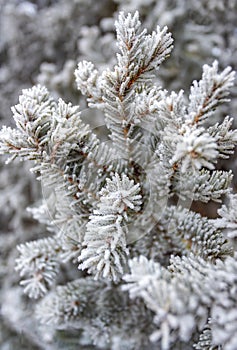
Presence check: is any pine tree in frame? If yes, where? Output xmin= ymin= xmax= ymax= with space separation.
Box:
xmin=1 ymin=11 xmax=237 ymax=350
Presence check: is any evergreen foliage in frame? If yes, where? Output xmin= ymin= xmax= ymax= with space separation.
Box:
xmin=1 ymin=10 xmax=237 ymax=350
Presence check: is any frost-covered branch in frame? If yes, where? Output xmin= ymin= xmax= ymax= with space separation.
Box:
xmin=79 ymin=173 xmax=142 ymax=281
xmin=187 ymin=61 xmax=235 ymax=125
xmin=123 ymin=254 xmax=237 ymax=350
xmin=0 ymin=10 xmax=236 ymax=350
xmin=15 ymin=237 xmax=62 ymax=298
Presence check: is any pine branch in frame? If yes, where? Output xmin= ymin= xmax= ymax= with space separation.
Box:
xmin=123 ymin=255 xmax=207 ymax=350
xmin=74 ymin=60 xmax=103 ymax=108
xmin=15 ymin=237 xmax=62 ymax=299
xmin=173 ymin=169 xmax=233 ymax=203
xmin=169 ymin=255 xmax=237 ymax=349
xmin=0 ymin=85 xmax=54 ymax=162
xmin=124 ymin=254 xmax=237 ymax=350
xmin=35 ymin=278 xmax=102 ymax=326
xmin=0 ymin=10 xmax=236 ymax=350
xmin=101 ymin=12 xmax=173 ymax=157
xmin=162 ymin=206 xmax=231 ymax=260
xmin=170 ymin=126 xmax=218 ymax=172
xmin=187 ymin=61 xmax=235 ymax=125
xmin=208 ymin=116 xmax=237 ymax=159
xmin=215 ymin=193 xmax=237 ymax=240
xmin=78 ymin=173 xmax=142 ymax=281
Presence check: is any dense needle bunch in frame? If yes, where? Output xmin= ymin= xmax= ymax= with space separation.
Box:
xmin=1 ymin=11 xmax=237 ymax=350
